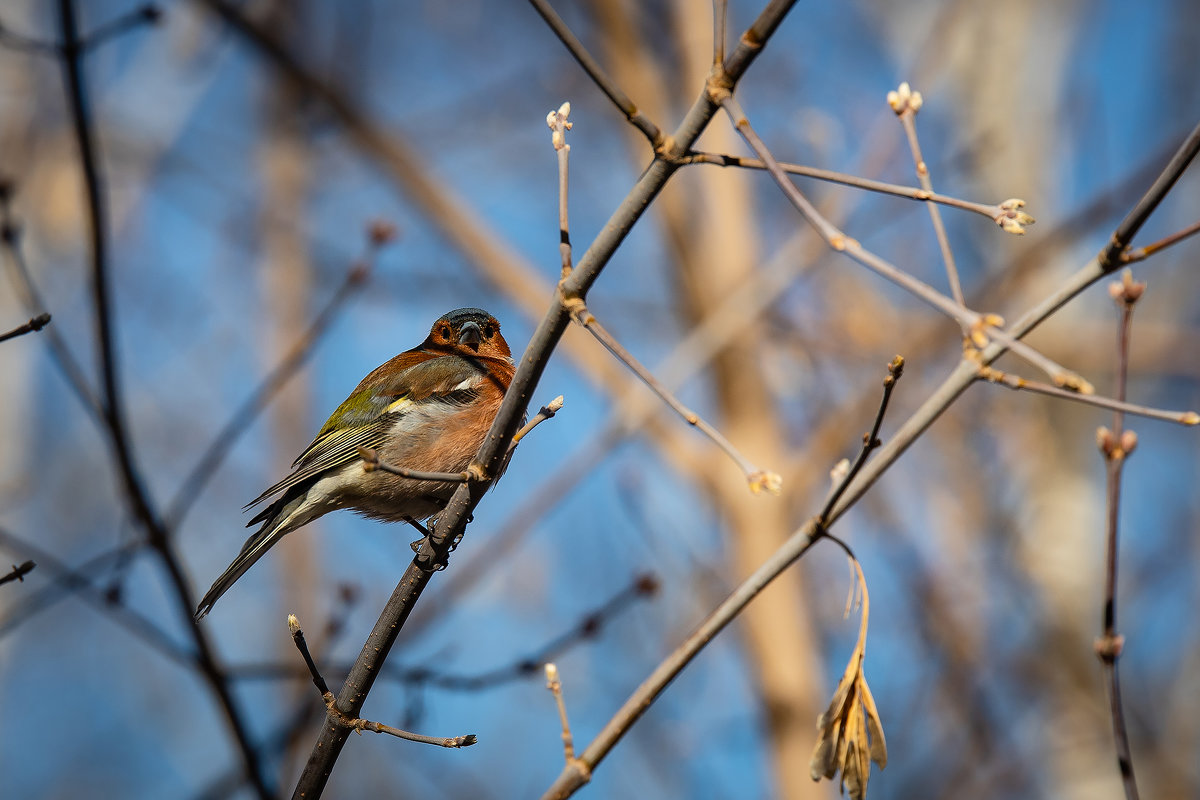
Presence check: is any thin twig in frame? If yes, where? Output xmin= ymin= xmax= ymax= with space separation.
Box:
xmin=891 ymin=83 xmax=966 ymax=315
xmin=1121 ymin=218 xmax=1200 ymax=264
xmin=289 ymin=614 xmax=330 ymax=694
xmin=194 ymin=593 xmax=363 ymax=800
xmin=712 ymin=0 xmax=726 ymax=67
xmin=526 ymin=0 xmax=664 ymax=150
xmin=545 ymin=663 xmax=584 ymax=771
xmin=718 ymin=91 xmax=1091 ymax=393
xmin=0 ymin=312 xmax=51 ymax=343
xmin=681 ymin=151 xmax=1034 ymax=230
xmin=0 ymin=561 xmax=35 ymax=586
xmin=510 ymin=395 xmax=565 ymax=450
xmin=230 ymin=572 xmax=659 ymax=690
xmin=287 ymin=615 xmax=477 ymax=749
xmin=0 ymin=528 xmax=191 ymax=665
xmin=1 ymin=192 xmax=105 ymax=421
xmin=548 ymin=102 xmax=574 ymax=279
xmin=818 ymin=356 xmax=904 ymax=526
xmin=1093 ymin=271 xmax=1143 ymax=800
xmin=979 ymin=365 xmax=1198 ymax=426
xmin=564 ymin=297 xmax=781 ymax=494
xmin=357 ymin=447 xmax=471 ymax=483
xmin=0 ymin=541 xmax=141 ymax=639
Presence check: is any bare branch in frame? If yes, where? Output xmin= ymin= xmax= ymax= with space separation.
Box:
xmin=510 ymin=395 xmax=565 ymax=450
xmin=548 ymin=101 xmax=574 ymax=279
xmin=357 ymin=447 xmax=471 ymax=483
xmin=712 ymin=0 xmax=727 ymax=67
xmin=1100 ymin=119 xmax=1200 ymax=270
xmin=545 ymin=663 xmax=586 ymax=775
xmin=1121 ymin=218 xmax=1200 ymax=264
xmin=0 ymin=560 xmax=35 ymax=586
xmin=1093 ymin=270 xmax=1144 ymax=800
xmin=817 ymin=356 xmax=904 ymax=526
xmin=681 ymin=150 xmax=1033 ymax=229
xmin=527 ymin=0 xmax=664 ymax=149
xmin=890 ymin=82 xmax=966 ymax=315
xmin=0 ymin=312 xmax=50 ymax=344
xmin=565 ymin=298 xmax=780 ymax=493
xmin=287 ymin=615 xmax=476 ymax=749
xmin=1 ymin=189 xmax=104 ymax=421
xmin=979 ymin=365 xmax=1198 ymax=426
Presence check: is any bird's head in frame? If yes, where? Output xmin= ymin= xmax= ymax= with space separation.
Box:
xmin=427 ymin=308 xmax=511 ymax=359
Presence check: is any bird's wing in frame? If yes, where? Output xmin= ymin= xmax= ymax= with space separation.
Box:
xmin=244 ymin=354 xmax=485 ymax=511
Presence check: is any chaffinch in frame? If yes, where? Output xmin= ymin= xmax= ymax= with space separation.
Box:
xmin=195 ymin=307 xmax=515 ymax=619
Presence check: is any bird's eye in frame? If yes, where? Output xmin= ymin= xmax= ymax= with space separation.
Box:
xmin=439 ymin=324 xmax=451 ymax=339
xmin=482 ymin=324 xmax=495 ymax=338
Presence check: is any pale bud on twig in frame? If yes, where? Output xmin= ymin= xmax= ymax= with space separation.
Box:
xmin=996 ymin=198 xmax=1036 ymax=235
xmin=748 ymin=470 xmax=783 ymax=495
xmin=547 ymin=102 xmax=572 ymax=150
xmin=830 ymin=458 xmax=851 ymax=486
xmin=287 ymin=614 xmax=301 ymax=635
xmin=1119 ymin=430 xmax=1138 ymax=457
xmin=886 ymin=81 xmax=923 ymax=114
xmin=1109 ymin=268 xmax=1146 ymax=305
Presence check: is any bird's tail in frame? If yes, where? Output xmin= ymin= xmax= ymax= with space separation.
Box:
xmin=194 ymin=491 xmax=308 ymax=620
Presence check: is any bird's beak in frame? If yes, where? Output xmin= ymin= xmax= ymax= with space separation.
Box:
xmin=458 ymin=321 xmax=482 ymax=350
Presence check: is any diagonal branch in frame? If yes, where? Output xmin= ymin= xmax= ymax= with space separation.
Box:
xmin=1120 ymin=218 xmax=1200 ymax=264
xmin=891 ymin=82 xmax=966 ymax=314
xmin=527 ymin=0 xmax=663 ymax=150
xmin=56 ymin=2 xmax=272 ymax=795
xmin=1099 ymin=119 xmax=1200 ymax=270
xmin=681 ymin=150 xmax=1033 ymax=230
xmin=0 ymin=312 xmax=50 ymax=344
xmin=566 ymin=297 xmax=779 ymax=493
xmin=0 ymin=560 xmax=36 ymax=586
xmin=290 ymin=2 xmax=800 ymax=795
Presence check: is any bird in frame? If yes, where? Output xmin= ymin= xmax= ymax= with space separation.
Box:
xmin=195 ymin=307 xmax=515 ymax=619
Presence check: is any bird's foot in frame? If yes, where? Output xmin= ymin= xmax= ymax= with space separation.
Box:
xmin=446 ymin=513 xmax=472 ymax=552
xmin=407 ymin=517 xmax=449 ymax=571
